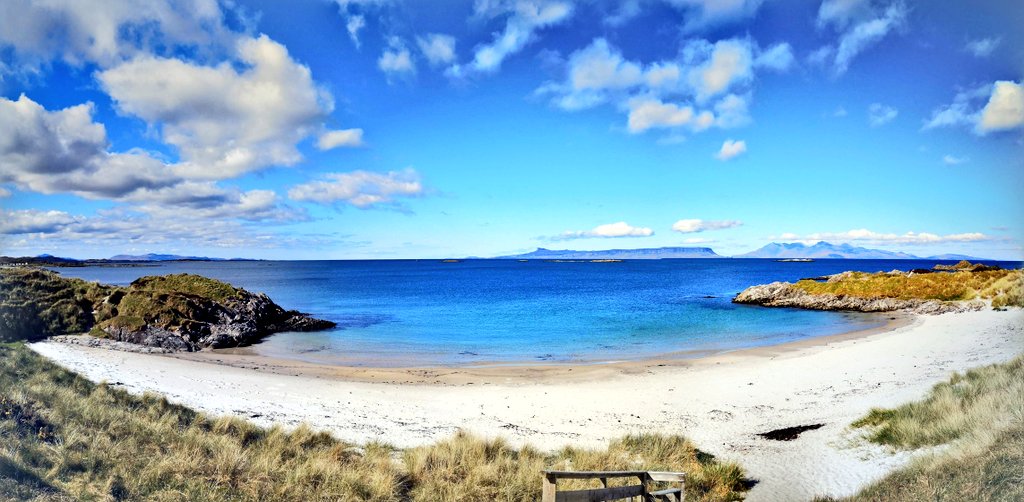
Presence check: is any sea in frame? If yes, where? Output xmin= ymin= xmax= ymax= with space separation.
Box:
xmin=50 ymin=258 xmax=1021 ymax=367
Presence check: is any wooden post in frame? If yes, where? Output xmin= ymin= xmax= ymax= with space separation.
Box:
xmin=541 ymin=473 xmax=556 ymax=502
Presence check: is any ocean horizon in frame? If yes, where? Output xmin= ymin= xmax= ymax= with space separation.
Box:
xmin=48 ymin=258 xmax=1022 ymax=367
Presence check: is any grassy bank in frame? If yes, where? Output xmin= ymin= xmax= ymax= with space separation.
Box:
xmin=792 ymin=266 xmax=1023 ymax=308
xmin=0 ymin=343 xmax=748 ymax=501
xmin=832 ymin=355 xmax=1024 ymax=501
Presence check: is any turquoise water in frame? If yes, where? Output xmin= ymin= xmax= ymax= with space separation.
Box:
xmin=50 ymin=259 xmax=1017 ymax=367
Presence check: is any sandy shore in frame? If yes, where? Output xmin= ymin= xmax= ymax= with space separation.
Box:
xmin=30 ymin=309 xmax=1024 ymax=501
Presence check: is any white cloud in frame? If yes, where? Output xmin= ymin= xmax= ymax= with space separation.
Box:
xmin=0 ymin=94 xmax=178 ymax=199
xmin=317 ymin=128 xmax=365 ymax=150
xmin=788 ymin=228 xmax=990 ymax=245
xmin=925 ymin=81 xmax=1024 ymax=135
xmin=688 ymin=39 xmax=754 ymax=102
xmin=833 ymin=105 xmax=848 ymax=117
xmin=867 ymin=103 xmax=897 ymax=126
xmin=0 ymin=0 xmax=232 ymax=72
xmin=288 ymin=168 xmax=424 ymax=209
xmin=552 ymin=221 xmax=654 ymax=240
xmin=0 ymin=94 xmax=304 ymax=223
xmin=627 ymin=97 xmax=695 ymax=133
xmin=816 ymin=0 xmax=871 ymax=29
xmin=942 ymin=155 xmax=968 ymax=165
xmin=378 ymin=38 xmax=416 ymax=77
xmin=964 ymin=37 xmax=1001 ymax=58
xmin=98 ymin=35 xmax=334 ymax=180
xmin=455 ymin=0 xmax=573 ymax=75
xmin=672 ymin=219 xmax=743 ymax=233
xmin=538 ymin=37 xmax=781 ymax=135
xmin=0 ymin=209 xmax=77 ymax=234
xmin=754 ymin=43 xmax=795 ymax=72
xmin=978 ymin=81 xmax=1024 ymax=133
xmin=417 ymin=33 xmax=457 ymax=66
xmin=715 ymin=139 xmax=747 ymax=160
xmin=666 ymin=0 xmax=765 ymax=31
xmin=346 ymin=15 xmax=366 ymax=48
xmin=0 ymin=187 xmax=10 ymax=198
xmin=816 ymin=0 xmax=906 ymax=75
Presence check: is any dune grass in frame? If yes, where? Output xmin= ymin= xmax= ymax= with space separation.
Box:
xmin=829 ymin=355 xmax=1024 ymax=501
xmin=793 ymin=268 xmax=1024 ymax=307
xmin=0 ymin=343 xmax=749 ymax=501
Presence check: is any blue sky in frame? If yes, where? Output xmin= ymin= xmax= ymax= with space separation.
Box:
xmin=0 ymin=0 xmax=1022 ymax=259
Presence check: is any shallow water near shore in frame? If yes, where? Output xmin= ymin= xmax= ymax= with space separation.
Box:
xmin=50 ymin=258 xmax=1019 ymax=367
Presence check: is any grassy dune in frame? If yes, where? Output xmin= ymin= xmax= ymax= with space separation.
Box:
xmin=793 ymin=266 xmax=1024 ymax=307
xmin=0 ymin=344 xmax=749 ymax=501
xmin=831 ymin=356 xmax=1024 ymax=501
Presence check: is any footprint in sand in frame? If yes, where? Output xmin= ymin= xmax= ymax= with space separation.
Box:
xmin=708 ymin=409 xmax=734 ymax=421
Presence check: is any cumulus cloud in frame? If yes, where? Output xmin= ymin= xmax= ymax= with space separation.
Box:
xmin=450 ymin=0 xmax=573 ymax=76
xmin=551 ymin=221 xmax=654 ymax=240
xmin=538 ymin=37 xmax=787 ymax=135
xmin=924 ymin=81 xmax=1024 ymax=135
xmin=714 ymin=139 xmax=747 ymax=160
xmin=964 ymin=37 xmax=1000 ymax=58
xmin=867 ymin=103 xmax=897 ymax=126
xmin=288 ymin=168 xmax=425 ymax=209
xmin=378 ymin=38 xmax=416 ymax=77
xmin=942 ymin=154 xmax=967 ymax=165
xmin=672 ymin=219 xmax=742 ymax=233
xmin=815 ymin=0 xmax=906 ymax=75
xmin=0 ymin=94 xmax=305 ymax=224
xmin=978 ymin=81 xmax=1024 ymax=133
xmin=0 ymin=94 xmax=179 ymax=199
xmin=317 ymin=128 xmax=365 ymax=150
xmin=0 ymin=209 xmax=78 ymax=234
xmin=784 ymin=228 xmax=990 ymax=245
xmin=98 ymin=35 xmax=334 ymax=180
xmin=0 ymin=0 xmax=233 ymax=72
xmin=417 ymin=33 xmax=457 ymax=66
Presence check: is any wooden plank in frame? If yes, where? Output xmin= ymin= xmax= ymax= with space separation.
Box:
xmin=554 ymin=485 xmax=646 ymax=502
xmin=647 ymin=471 xmax=686 ymax=482
xmin=648 ymin=488 xmax=682 ymax=496
xmin=544 ymin=470 xmax=649 ymax=479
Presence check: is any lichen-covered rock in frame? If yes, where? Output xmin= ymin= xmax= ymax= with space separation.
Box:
xmin=733 ymin=281 xmax=986 ymax=314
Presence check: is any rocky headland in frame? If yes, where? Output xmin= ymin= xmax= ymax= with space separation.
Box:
xmin=733 ymin=261 xmax=1021 ymax=314
xmin=0 ymin=268 xmax=335 ymax=350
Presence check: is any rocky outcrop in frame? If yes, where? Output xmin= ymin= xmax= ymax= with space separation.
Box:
xmin=733 ymin=281 xmax=987 ymax=314
xmin=1 ymin=268 xmax=335 ymax=350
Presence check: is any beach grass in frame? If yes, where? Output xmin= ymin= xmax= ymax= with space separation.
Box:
xmin=792 ymin=268 xmax=1024 ymax=306
xmin=827 ymin=355 xmax=1024 ymax=501
xmin=0 ymin=343 xmax=749 ymax=501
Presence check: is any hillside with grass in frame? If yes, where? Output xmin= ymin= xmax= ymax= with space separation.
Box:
xmin=734 ymin=261 xmax=1023 ymax=313
xmin=0 ymin=268 xmax=334 ymax=350
xmin=0 ymin=343 xmax=749 ymax=501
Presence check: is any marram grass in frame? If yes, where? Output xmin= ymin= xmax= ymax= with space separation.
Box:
xmin=0 ymin=344 xmax=748 ymax=501
xmin=793 ymin=268 xmax=1024 ymax=307
xmin=821 ymin=355 xmax=1024 ymax=502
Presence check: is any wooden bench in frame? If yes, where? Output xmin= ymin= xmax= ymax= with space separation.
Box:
xmin=541 ymin=470 xmax=685 ymax=502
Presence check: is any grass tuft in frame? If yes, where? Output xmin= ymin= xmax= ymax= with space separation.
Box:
xmin=793 ymin=268 xmax=1024 ymax=306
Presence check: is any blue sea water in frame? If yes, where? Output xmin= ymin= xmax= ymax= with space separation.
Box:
xmin=50 ymin=259 xmax=1021 ymax=367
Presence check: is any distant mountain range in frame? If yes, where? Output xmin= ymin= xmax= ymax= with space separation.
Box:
xmin=497 ymin=247 xmax=721 ymax=260
xmin=735 ymin=241 xmax=986 ymax=260
xmin=494 ymin=242 xmax=989 ymax=261
xmin=108 ymin=253 xmax=228 ymax=262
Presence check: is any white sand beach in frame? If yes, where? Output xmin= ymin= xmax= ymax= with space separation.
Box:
xmin=30 ymin=309 xmax=1023 ymax=501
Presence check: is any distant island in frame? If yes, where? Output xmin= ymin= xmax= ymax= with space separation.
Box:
xmin=492 ymin=242 xmax=990 ymax=261
xmin=735 ymin=241 xmax=987 ymax=260
xmin=0 ymin=253 xmax=256 ymax=267
xmin=496 ymin=247 xmax=721 ymax=260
